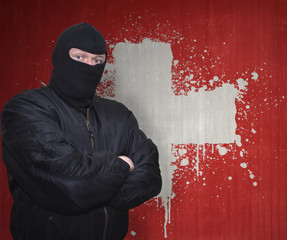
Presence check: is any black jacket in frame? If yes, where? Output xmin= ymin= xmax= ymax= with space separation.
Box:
xmin=1 ymin=86 xmax=162 ymax=240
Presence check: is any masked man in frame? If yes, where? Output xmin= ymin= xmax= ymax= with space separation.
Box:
xmin=1 ymin=23 xmax=162 ymax=240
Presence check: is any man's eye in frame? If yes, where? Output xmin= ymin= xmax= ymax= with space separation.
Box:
xmin=75 ymin=55 xmax=83 ymax=60
xmin=94 ymin=59 xmax=103 ymax=64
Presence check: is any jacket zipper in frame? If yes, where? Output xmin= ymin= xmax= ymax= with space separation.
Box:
xmin=82 ymin=108 xmax=94 ymax=149
xmin=103 ymin=207 xmax=108 ymax=240
xmin=82 ymin=108 xmax=108 ymax=240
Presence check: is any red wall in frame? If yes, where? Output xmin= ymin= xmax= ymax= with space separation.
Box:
xmin=1 ymin=0 xmax=286 ymax=239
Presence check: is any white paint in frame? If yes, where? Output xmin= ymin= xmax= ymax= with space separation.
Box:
xmin=251 ymin=71 xmax=258 ymax=80
xmin=237 ymin=78 xmax=248 ymax=91
xmin=111 ymin=39 xmax=239 ymax=238
xmin=195 ymin=145 xmax=200 ymax=176
xmin=235 ymin=135 xmax=242 ymax=147
xmin=248 ymin=170 xmax=255 ymax=179
xmin=184 ymin=83 xmax=237 ymax=144
xmin=218 ymin=146 xmax=228 ymax=155
xmin=180 ymin=159 xmax=189 ymax=166
xmin=228 ymin=176 xmax=232 ymax=180
xmin=253 ymin=182 xmax=258 ymax=186
xmin=178 ymin=148 xmax=187 ymax=155
xmin=131 ymin=231 xmax=136 ymax=236
xmin=240 ymin=162 xmax=248 ymax=169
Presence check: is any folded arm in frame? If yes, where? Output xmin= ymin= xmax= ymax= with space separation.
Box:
xmin=1 ymin=95 xmax=130 ymax=214
xmin=109 ymin=112 xmax=162 ymax=210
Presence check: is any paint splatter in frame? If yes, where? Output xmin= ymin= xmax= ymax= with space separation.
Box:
xmin=99 ymin=10 xmax=285 ymax=238
xmin=240 ymin=163 xmax=248 ymax=169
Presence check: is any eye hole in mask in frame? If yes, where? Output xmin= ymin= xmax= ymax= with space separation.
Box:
xmin=69 ymin=48 xmax=106 ymax=66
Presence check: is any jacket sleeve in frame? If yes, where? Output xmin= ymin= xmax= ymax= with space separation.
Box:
xmin=109 ymin=111 xmax=162 ymax=210
xmin=1 ymin=94 xmax=130 ymax=214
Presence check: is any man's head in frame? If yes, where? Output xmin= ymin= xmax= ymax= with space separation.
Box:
xmin=49 ymin=23 xmax=107 ymax=112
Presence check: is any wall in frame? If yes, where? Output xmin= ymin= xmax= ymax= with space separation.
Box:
xmin=0 ymin=0 xmax=286 ymax=239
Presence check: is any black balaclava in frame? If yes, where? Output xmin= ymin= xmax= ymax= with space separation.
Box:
xmin=49 ymin=23 xmax=107 ymax=113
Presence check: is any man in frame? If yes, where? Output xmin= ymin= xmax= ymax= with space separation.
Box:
xmin=1 ymin=23 xmax=162 ymax=240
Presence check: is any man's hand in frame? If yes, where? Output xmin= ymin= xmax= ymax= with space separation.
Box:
xmin=118 ymin=156 xmax=134 ymax=172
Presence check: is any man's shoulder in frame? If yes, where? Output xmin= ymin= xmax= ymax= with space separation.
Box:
xmin=93 ymin=96 xmax=132 ymax=120
xmin=6 ymin=86 xmax=50 ymax=99
xmin=3 ymin=86 xmax=55 ymax=110
xmin=93 ymin=96 xmax=130 ymax=112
